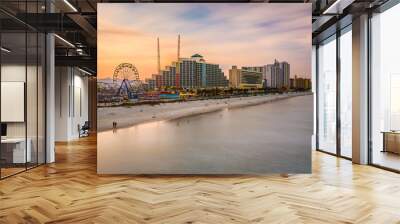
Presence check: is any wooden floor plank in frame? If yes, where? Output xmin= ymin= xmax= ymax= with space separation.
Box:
xmin=0 ymin=135 xmax=399 ymax=223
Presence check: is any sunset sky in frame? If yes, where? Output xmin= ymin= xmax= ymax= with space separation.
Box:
xmin=98 ymin=3 xmax=311 ymax=80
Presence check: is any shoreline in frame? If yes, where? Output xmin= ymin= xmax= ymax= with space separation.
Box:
xmin=98 ymin=92 xmax=312 ymax=132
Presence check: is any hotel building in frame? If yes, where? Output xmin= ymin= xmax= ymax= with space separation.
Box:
xmin=244 ymin=60 xmax=290 ymax=89
xmin=229 ymin=66 xmax=263 ymax=89
xmin=147 ymin=54 xmax=228 ymax=89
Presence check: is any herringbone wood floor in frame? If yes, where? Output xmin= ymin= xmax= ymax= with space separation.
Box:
xmin=1 ymin=135 xmax=400 ymax=224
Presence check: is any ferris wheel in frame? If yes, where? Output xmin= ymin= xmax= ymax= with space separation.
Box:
xmin=113 ymin=63 xmax=140 ymax=82
xmin=113 ymin=63 xmax=142 ymax=96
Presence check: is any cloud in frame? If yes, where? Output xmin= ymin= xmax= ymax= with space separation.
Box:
xmin=98 ymin=3 xmax=311 ymax=79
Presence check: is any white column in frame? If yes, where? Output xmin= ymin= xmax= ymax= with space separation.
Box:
xmin=352 ymin=14 xmax=369 ymax=164
xmin=46 ymin=33 xmax=55 ymax=163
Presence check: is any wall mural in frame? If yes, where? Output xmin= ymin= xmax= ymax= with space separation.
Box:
xmin=97 ymin=3 xmax=313 ymax=174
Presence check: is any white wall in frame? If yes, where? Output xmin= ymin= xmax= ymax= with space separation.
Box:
xmin=71 ymin=72 xmax=89 ymax=138
xmin=54 ymin=67 xmax=89 ymax=141
xmin=1 ymin=64 xmax=40 ymax=137
xmin=1 ymin=65 xmax=26 ymax=139
xmin=1 ymin=82 xmax=25 ymax=122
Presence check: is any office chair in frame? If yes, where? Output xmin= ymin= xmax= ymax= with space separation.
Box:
xmin=79 ymin=121 xmax=90 ymax=138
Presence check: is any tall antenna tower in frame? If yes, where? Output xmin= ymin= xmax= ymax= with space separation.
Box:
xmin=177 ymin=34 xmax=180 ymax=61
xmin=157 ymin=37 xmax=161 ymax=75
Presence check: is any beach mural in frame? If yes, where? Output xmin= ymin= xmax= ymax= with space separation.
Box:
xmin=97 ymin=3 xmax=313 ymax=174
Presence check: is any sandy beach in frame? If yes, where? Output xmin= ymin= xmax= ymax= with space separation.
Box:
xmin=97 ymin=92 xmax=312 ymax=132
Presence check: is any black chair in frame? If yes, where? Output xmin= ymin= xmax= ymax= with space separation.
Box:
xmin=79 ymin=121 xmax=90 ymax=138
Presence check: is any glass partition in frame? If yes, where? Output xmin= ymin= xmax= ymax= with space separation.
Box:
xmin=37 ymin=32 xmax=46 ymax=165
xmin=317 ymin=35 xmax=337 ymax=154
xmin=371 ymin=3 xmax=400 ymax=171
xmin=1 ymin=31 xmax=28 ymax=177
xmin=0 ymin=2 xmax=46 ymax=179
xmin=339 ymin=26 xmax=352 ymax=158
xmin=27 ymin=31 xmax=38 ymax=169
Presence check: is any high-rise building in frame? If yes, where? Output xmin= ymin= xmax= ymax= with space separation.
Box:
xmin=263 ymin=59 xmax=290 ymax=89
xmin=244 ymin=60 xmax=290 ymax=88
xmin=229 ymin=66 xmax=241 ymax=88
xmin=177 ymin=54 xmax=227 ymax=89
xmin=161 ymin=66 xmax=176 ymax=88
xmin=145 ymin=54 xmax=227 ymax=89
xmin=280 ymin=61 xmax=290 ymax=89
xmin=152 ymin=74 xmax=163 ymax=89
xmin=242 ymin=66 xmax=269 ymax=86
xmin=178 ymin=57 xmax=199 ymax=88
xmin=229 ymin=66 xmax=263 ymax=89
xmin=266 ymin=60 xmax=281 ymax=88
xmin=145 ymin=78 xmax=156 ymax=90
xmin=205 ymin=63 xmax=228 ymax=87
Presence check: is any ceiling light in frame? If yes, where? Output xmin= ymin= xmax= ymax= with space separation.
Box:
xmin=78 ymin=67 xmax=93 ymax=76
xmin=63 ymin=0 xmax=78 ymax=12
xmin=54 ymin=34 xmax=75 ymax=48
xmin=76 ymin=48 xmax=85 ymax=55
xmin=1 ymin=47 xmax=11 ymax=53
xmin=323 ymin=0 xmax=355 ymax=15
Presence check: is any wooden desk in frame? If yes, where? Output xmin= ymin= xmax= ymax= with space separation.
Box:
xmin=382 ymin=131 xmax=400 ymax=154
xmin=1 ymin=138 xmax=31 ymax=164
